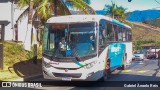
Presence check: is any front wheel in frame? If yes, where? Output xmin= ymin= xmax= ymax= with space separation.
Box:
xmin=99 ymin=59 xmax=110 ymax=81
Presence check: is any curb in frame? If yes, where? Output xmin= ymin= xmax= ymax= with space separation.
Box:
xmin=11 ymin=74 xmax=43 ymax=81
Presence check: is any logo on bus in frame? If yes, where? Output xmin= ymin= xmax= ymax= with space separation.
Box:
xmin=65 ymin=69 xmax=68 ymax=72
xmin=111 ymin=47 xmax=121 ymax=53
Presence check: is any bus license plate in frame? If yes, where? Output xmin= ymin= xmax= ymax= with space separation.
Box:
xmin=62 ymin=77 xmax=72 ymax=81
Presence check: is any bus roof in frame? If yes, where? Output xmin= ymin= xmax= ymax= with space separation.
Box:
xmin=47 ymin=15 xmax=131 ymax=29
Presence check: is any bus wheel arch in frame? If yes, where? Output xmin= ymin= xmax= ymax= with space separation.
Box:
xmin=99 ymin=58 xmax=110 ymax=81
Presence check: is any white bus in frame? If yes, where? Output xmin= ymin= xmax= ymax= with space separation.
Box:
xmin=42 ymin=15 xmax=132 ymax=81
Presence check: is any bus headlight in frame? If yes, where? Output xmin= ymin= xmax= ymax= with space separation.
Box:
xmin=44 ymin=61 xmax=52 ymax=68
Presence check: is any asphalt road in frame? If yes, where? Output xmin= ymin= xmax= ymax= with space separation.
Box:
xmin=20 ymin=59 xmax=160 ymax=90
xmin=32 ymin=59 xmax=160 ymax=81
xmin=1 ymin=59 xmax=160 ymax=90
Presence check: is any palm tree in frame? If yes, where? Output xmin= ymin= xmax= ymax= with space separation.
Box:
xmin=103 ymin=2 xmax=127 ymax=22
xmin=17 ymin=0 xmax=95 ymax=24
xmin=115 ymin=6 xmax=127 ymax=22
xmin=103 ymin=1 xmax=117 ymax=19
xmin=16 ymin=0 xmax=95 ymax=51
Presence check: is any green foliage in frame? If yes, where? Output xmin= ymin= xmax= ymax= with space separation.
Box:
xmin=103 ymin=1 xmax=127 ymax=21
xmin=16 ymin=0 xmax=95 ymax=24
xmin=3 ymin=41 xmax=42 ymax=67
xmin=136 ymin=40 xmax=155 ymax=45
xmin=134 ymin=40 xmax=155 ymax=50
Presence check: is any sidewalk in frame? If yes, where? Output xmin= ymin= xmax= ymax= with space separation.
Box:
xmin=0 ymin=59 xmax=43 ymax=81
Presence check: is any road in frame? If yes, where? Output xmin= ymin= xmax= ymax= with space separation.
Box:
xmin=21 ymin=59 xmax=160 ymax=90
xmin=33 ymin=59 xmax=160 ymax=81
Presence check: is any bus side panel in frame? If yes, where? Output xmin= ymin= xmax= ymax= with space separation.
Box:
xmin=123 ymin=42 xmax=132 ymax=65
xmin=108 ymin=43 xmax=125 ymax=70
xmin=97 ymin=46 xmax=109 ymax=80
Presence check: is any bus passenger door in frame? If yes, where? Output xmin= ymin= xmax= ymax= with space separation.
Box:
xmin=108 ymin=43 xmax=125 ymax=69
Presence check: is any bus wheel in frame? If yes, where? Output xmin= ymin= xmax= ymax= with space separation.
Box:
xmin=122 ymin=56 xmax=126 ymax=70
xmin=99 ymin=59 xmax=110 ymax=81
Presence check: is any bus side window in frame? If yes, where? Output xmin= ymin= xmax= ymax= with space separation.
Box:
xmin=99 ymin=19 xmax=107 ymax=50
xmin=118 ymin=27 xmax=122 ymax=41
xmin=128 ymin=29 xmax=132 ymax=41
xmin=122 ymin=28 xmax=126 ymax=41
xmin=99 ymin=24 xmax=105 ymax=47
xmin=106 ymin=23 xmax=113 ymax=41
xmin=126 ymin=29 xmax=129 ymax=41
xmin=114 ymin=25 xmax=118 ymax=41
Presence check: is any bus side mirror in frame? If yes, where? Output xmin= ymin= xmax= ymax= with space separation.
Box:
xmin=128 ymin=0 xmax=132 ymax=2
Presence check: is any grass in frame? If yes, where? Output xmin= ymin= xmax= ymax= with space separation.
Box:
xmin=3 ymin=41 xmax=42 ymax=67
xmin=130 ymin=22 xmax=160 ymax=50
xmin=0 ymin=41 xmax=42 ymax=81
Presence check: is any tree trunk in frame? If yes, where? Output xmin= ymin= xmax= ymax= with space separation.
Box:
xmin=54 ymin=0 xmax=57 ymax=16
xmin=24 ymin=0 xmax=34 ymax=51
xmin=28 ymin=0 xmax=33 ymax=24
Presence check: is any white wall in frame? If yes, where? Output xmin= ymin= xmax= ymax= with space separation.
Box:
xmin=17 ymin=15 xmax=28 ymax=42
xmin=14 ymin=6 xmax=29 ymax=42
xmin=0 ymin=1 xmax=14 ymax=40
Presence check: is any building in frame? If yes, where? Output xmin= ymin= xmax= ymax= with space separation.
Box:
xmin=0 ymin=0 xmax=95 ymax=50
xmin=0 ymin=0 xmax=14 ymax=41
xmin=0 ymin=0 xmax=38 ymax=50
xmin=140 ymin=43 xmax=156 ymax=50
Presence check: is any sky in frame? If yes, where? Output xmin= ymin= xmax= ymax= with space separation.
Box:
xmin=90 ymin=0 xmax=160 ymax=11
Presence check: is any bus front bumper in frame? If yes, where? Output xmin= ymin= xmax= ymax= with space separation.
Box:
xmin=42 ymin=66 xmax=97 ymax=81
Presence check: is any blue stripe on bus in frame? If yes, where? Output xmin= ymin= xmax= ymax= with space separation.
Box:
xmin=112 ymin=19 xmax=125 ymax=26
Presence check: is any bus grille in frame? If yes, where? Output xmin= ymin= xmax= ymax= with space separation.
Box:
xmin=53 ymin=73 xmax=82 ymax=78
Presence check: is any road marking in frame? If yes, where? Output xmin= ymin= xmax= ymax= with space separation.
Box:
xmin=122 ymin=70 xmax=132 ymax=73
xmin=137 ymin=70 xmax=149 ymax=73
xmin=138 ymin=61 xmax=144 ymax=64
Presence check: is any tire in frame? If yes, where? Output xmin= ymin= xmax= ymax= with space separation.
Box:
xmin=99 ymin=59 xmax=110 ymax=81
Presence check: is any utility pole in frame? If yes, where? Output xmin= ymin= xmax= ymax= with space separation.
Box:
xmin=28 ymin=0 xmax=37 ymax=64
xmin=0 ymin=24 xmax=4 ymax=70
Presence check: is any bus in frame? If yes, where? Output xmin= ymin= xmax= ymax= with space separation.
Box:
xmin=42 ymin=15 xmax=132 ymax=81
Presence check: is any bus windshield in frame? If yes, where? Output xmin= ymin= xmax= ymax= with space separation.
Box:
xmin=43 ymin=22 xmax=97 ymax=58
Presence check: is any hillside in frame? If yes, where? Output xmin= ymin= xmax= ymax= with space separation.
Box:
xmin=130 ymin=22 xmax=160 ymax=42
xmin=143 ymin=18 xmax=160 ymax=28
xmin=127 ymin=10 xmax=160 ymax=22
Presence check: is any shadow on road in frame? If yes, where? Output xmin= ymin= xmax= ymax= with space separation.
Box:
xmin=152 ymin=68 xmax=160 ymax=77
xmin=10 ymin=58 xmax=42 ymax=79
xmin=67 ymin=73 xmax=160 ymax=90
xmin=38 ymin=72 xmax=160 ymax=87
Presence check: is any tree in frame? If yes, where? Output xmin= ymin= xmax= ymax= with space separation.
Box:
xmin=103 ymin=1 xmax=117 ymax=18
xmin=115 ymin=6 xmax=127 ymax=22
xmin=103 ymin=2 xmax=127 ymax=22
xmin=16 ymin=0 xmax=95 ymax=51
xmin=128 ymin=0 xmax=132 ymax=2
